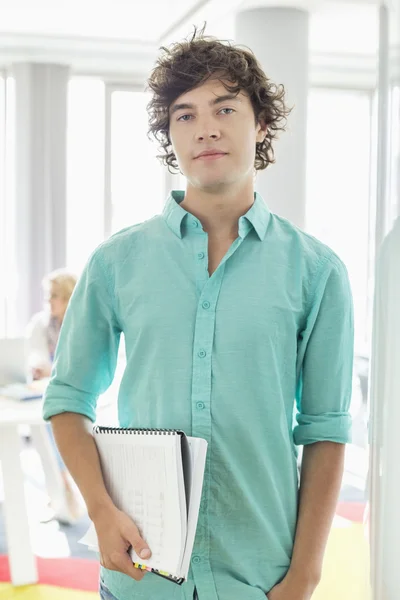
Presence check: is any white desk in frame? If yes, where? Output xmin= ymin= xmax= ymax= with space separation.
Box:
xmin=0 ymin=396 xmax=66 ymax=586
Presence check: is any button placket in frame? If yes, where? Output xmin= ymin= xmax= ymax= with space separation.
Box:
xmin=189 ymin=266 xmax=227 ymax=600
xmin=182 ymin=222 xmax=214 ymax=585
xmin=187 ymin=238 xmax=246 ymax=599
xmin=192 ymin=232 xmax=209 ymax=292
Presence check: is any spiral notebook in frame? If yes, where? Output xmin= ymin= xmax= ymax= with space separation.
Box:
xmin=79 ymin=426 xmax=208 ymax=585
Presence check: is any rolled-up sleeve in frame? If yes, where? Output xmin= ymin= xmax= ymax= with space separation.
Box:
xmin=43 ymin=248 xmax=121 ymax=423
xmin=293 ymin=256 xmax=354 ymax=446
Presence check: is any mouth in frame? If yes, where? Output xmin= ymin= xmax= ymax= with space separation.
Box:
xmin=195 ymin=152 xmax=227 ymax=161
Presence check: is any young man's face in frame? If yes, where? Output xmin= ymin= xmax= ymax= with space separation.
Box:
xmin=168 ymin=77 xmax=266 ymax=193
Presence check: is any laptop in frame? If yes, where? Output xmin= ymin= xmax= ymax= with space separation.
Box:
xmin=0 ymin=338 xmax=29 ymax=386
xmin=0 ymin=338 xmax=44 ymax=400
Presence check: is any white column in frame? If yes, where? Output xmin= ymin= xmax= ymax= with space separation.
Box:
xmin=368 ymin=217 xmax=400 ymax=599
xmin=12 ymin=63 xmax=70 ymax=333
xmin=369 ymin=4 xmax=400 ymax=599
xmin=235 ymin=7 xmax=309 ymax=228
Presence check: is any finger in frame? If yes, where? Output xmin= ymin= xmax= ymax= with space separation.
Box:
xmin=125 ymin=523 xmax=152 ymax=561
xmin=118 ymin=553 xmax=147 ymax=580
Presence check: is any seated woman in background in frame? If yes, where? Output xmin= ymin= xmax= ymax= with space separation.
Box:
xmin=27 ymin=269 xmax=77 ymax=379
xmin=26 ymin=268 xmax=82 ymax=523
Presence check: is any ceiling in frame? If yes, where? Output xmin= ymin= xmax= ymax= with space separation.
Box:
xmin=0 ymin=0 xmax=206 ymax=43
xmin=0 ymin=0 xmax=383 ymax=76
xmin=0 ymin=0 xmax=380 ymax=45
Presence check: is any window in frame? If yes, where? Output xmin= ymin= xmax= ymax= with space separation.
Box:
xmin=67 ymin=81 xmax=166 ymax=274
xmin=306 ymin=88 xmax=373 ymax=356
xmin=109 ymin=89 xmax=164 ymax=235
xmin=66 ymin=77 xmax=105 ymax=274
xmin=306 ymin=91 xmax=372 ymax=577
xmin=0 ymin=74 xmax=16 ymax=338
xmin=389 ymin=86 xmax=400 ymax=223
xmin=0 ymin=73 xmax=6 ymax=337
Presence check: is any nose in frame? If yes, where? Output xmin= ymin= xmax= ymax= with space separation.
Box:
xmin=196 ymin=132 xmax=219 ymax=141
xmin=195 ymin=119 xmax=221 ymax=142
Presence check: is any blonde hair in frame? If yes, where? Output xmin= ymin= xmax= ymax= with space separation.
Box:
xmin=42 ymin=269 xmax=77 ymax=302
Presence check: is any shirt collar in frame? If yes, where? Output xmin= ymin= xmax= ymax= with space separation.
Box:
xmin=163 ymin=190 xmax=271 ymax=241
xmin=239 ymin=192 xmax=271 ymax=241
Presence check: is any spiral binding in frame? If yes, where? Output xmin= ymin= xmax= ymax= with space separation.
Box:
xmin=143 ymin=563 xmax=185 ymax=585
xmin=152 ymin=569 xmax=184 ymax=585
xmin=133 ymin=565 xmax=184 ymax=585
xmin=93 ymin=426 xmax=183 ymax=436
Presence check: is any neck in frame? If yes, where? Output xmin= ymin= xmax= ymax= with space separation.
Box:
xmin=180 ymin=180 xmax=255 ymax=239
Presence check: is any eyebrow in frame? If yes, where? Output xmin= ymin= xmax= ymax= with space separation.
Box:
xmin=170 ymin=93 xmax=242 ymax=116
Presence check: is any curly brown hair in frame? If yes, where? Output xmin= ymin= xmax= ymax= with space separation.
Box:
xmin=146 ymin=25 xmax=291 ymax=173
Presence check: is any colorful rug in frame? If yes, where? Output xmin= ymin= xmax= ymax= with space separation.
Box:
xmin=0 ymin=584 xmax=98 ymax=599
xmin=0 ymin=556 xmax=99 ymax=599
xmin=313 ymin=521 xmax=371 ymax=600
xmin=336 ymin=501 xmax=366 ymax=523
xmin=0 ymin=556 xmax=99 ymax=591
xmin=0 ymin=504 xmax=371 ymax=600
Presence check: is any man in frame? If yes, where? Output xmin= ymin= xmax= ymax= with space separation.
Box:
xmin=43 ymin=28 xmax=354 ymax=600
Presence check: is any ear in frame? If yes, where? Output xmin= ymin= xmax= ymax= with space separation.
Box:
xmin=256 ymin=119 xmax=268 ymax=144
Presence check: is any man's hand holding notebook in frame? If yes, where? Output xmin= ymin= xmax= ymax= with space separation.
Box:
xmin=80 ymin=427 xmax=208 ymax=584
xmin=91 ymin=502 xmax=152 ymax=581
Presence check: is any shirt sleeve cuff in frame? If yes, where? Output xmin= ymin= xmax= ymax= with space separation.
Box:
xmin=293 ymin=412 xmax=352 ymax=446
xmin=43 ymin=383 xmax=97 ymax=423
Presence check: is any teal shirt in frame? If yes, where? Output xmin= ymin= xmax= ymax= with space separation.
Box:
xmin=43 ymin=191 xmax=354 ymax=600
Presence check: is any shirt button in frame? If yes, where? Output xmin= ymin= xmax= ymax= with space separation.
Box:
xmin=192 ymin=555 xmax=201 ymax=564
xmin=202 ymin=301 xmax=210 ymax=309
xmin=197 ymin=252 xmax=205 ymax=260
xmin=196 ymin=402 xmax=205 ymax=410
xmin=191 ymin=220 xmax=199 ymax=228
xmin=198 ymin=349 xmax=206 ymax=358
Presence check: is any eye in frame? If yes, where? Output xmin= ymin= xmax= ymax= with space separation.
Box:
xmin=177 ymin=114 xmax=193 ymax=122
xmin=219 ymin=108 xmax=235 ymax=115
